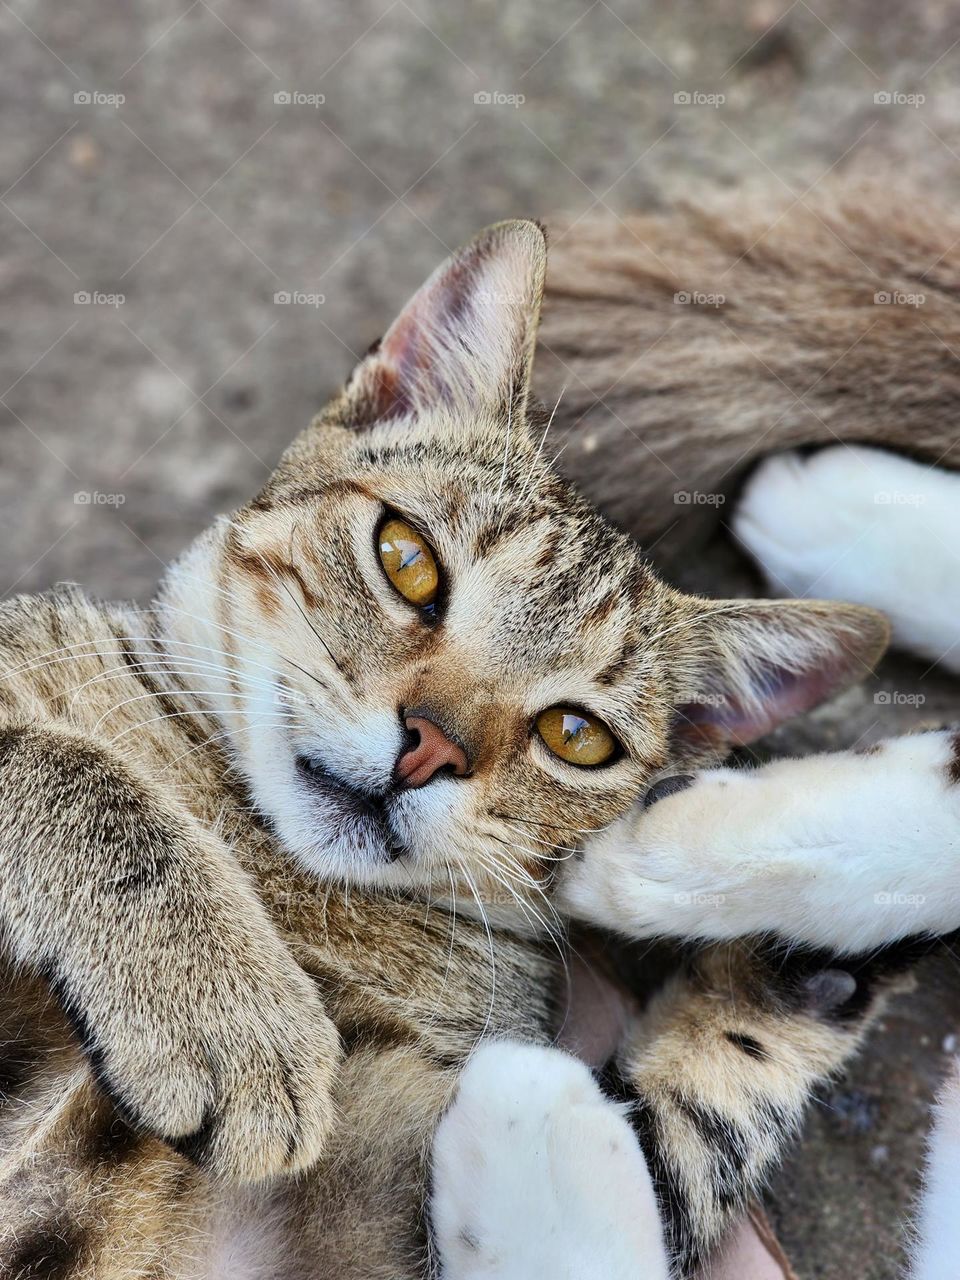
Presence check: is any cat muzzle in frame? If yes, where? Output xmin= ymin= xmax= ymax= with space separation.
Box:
xmin=295 ymin=756 xmax=406 ymax=861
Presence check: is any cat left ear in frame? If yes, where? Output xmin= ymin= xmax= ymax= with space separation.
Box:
xmin=672 ymin=597 xmax=890 ymax=751
xmin=341 ymin=219 xmax=547 ymax=427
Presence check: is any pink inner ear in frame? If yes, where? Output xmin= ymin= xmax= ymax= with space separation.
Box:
xmin=676 ymin=660 xmax=849 ymax=749
xmin=358 ymin=256 xmax=480 ymax=423
xmin=358 ymin=318 xmax=444 ymax=425
xmin=363 ymin=359 xmax=410 ymax=424
xmin=343 ymin=220 xmax=545 ymax=429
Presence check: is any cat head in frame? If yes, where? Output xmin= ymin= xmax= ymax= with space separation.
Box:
xmin=162 ymin=221 xmax=889 ymax=925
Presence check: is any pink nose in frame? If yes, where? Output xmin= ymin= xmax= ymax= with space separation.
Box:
xmin=396 ymin=716 xmax=469 ymax=789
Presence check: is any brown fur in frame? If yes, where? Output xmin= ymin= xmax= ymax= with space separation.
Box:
xmin=0 ymin=202 xmax=943 ymax=1278
xmin=542 ymin=182 xmax=960 ymax=557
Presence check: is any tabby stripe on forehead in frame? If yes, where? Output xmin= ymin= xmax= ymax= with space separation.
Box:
xmin=582 ymin=591 xmax=619 ymax=629
xmin=596 ymin=638 xmax=641 ymax=687
xmin=473 ymin=509 xmax=528 ymax=559
xmin=550 ymin=560 xmax=592 ymax=609
xmin=534 ymin=527 xmax=562 ymax=572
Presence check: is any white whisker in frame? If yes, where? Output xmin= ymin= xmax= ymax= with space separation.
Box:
xmin=517 ymin=384 xmax=566 ymax=505
xmin=156 ymin=724 xmax=248 ymax=777
xmin=455 ymin=856 xmax=497 ymax=1048
xmin=66 ymin=654 xmax=303 ymax=711
xmin=106 ymin=705 xmax=292 ymax=749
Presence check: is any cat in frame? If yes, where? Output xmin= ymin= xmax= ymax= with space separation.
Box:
xmin=434 ymin=443 xmax=960 ymax=1280
xmin=0 ymin=191 xmax=952 ymax=1279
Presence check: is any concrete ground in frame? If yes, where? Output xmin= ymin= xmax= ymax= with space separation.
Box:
xmin=2 ymin=1 xmax=960 ymax=1275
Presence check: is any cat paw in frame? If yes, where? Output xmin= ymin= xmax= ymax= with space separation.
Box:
xmin=733 ymin=445 xmax=960 ymax=670
xmin=72 ymin=946 xmax=340 ymax=1183
xmin=560 ymin=773 xmax=784 ymax=944
xmin=431 ymin=1041 xmax=668 ymax=1280
xmin=558 ymin=783 xmax=728 ymax=941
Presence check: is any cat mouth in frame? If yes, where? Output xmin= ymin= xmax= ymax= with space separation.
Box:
xmin=294 ymin=755 xmax=407 ymax=862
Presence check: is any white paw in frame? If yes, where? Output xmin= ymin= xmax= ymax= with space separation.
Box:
xmin=431 ymin=1041 xmax=668 ymax=1280
xmin=733 ymin=446 xmax=960 ymax=671
xmin=565 ymin=731 xmax=960 ymax=954
xmin=911 ymin=1059 xmax=960 ymax=1280
xmin=559 ymin=779 xmax=753 ymax=942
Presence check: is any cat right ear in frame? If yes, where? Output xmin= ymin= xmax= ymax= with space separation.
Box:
xmin=671 ymin=596 xmax=890 ymax=752
xmin=338 ymin=219 xmax=547 ymax=428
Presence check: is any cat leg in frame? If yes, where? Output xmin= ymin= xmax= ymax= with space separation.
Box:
xmin=431 ymin=1040 xmax=670 ymax=1280
xmin=0 ymin=721 xmax=339 ymax=1181
xmin=910 ymin=1058 xmax=960 ymax=1280
xmin=560 ymin=728 xmax=960 ymax=954
xmin=610 ymin=941 xmax=912 ymax=1275
xmin=732 ymin=446 xmax=960 ymax=672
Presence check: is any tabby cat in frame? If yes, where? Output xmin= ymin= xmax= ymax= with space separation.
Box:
xmin=0 ymin=186 xmax=955 ymax=1278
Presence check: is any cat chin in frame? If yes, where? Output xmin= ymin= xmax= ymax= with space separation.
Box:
xmin=235 ymin=712 xmax=554 ymax=916
xmin=254 ymin=775 xmax=407 ymax=886
xmin=240 ymin=747 xmax=439 ymax=889
xmin=251 ymin=773 xmax=552 ymax=926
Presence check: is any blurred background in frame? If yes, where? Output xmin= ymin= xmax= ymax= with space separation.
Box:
xmin=3 ymin=2 xmax=960 ymax=1274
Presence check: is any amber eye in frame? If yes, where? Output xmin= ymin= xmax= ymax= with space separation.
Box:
xmin=378 ymin=517 xmax=440 ymax=608
xmin=535 ymin=707 xmax=618 ymax=767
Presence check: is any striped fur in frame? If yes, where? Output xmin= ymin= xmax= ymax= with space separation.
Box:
xmin=0 ymin=202 xmax=951 ymax=1277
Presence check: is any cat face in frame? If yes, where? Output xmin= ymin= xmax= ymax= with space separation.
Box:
xmin=164 ymin=222 xmax=888 ymax=923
